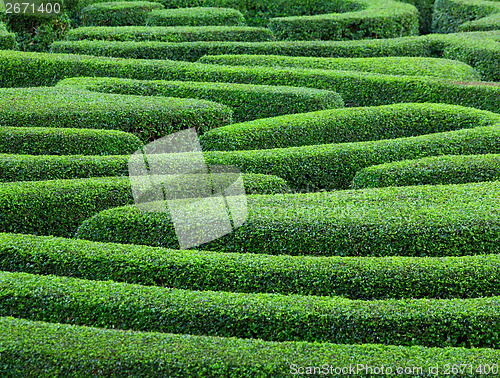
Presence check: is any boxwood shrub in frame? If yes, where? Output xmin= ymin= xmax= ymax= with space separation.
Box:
xmin=146 ymin=7 xmax=245 ymax=27
xmin=67 ymin=25 xmax=275 ymax=42
xmin=2 ymin=233 xmax=500 ymax=300
xmin=57 ymin=76 xmax=343 ymax=122
xmin=80 ymin=1 xmax=164 ymax=26
xmin=0 ymin=174 xmax=288 ymax=236
xmin=2 ymin=317 xmax=499 ymax=378
xmin=200 ymin=103 xmax=500 ymax=151
xmin=0 ymin=26 xmax=16 ymax=50
xmin=0 ymin=126 xmax=142 ymax=156
xmin=432 ymin=0 xmax=500 ymax=34
xmin=267 ymin=0 xmax=419 ymax=41
xmin=459 ymin=12 xmax=500 ymax=32
xmin=0 ymin=87 xmax=232 ymax=141
xmin=11 ymin=50 xmax=500 ymax=112
xmin=75 ymin=180 xmax=500 ymax=257
xmin=198 ymin=54 xmax=481 ymax=81
xmin=1 ymin=270 xmax=500 ymax=348
xmin=352 ymin=153 xmax=500 ymax=189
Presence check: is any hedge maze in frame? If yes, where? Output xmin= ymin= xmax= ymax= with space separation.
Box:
xmin=1 ymin=0 xmax=500 ymax=376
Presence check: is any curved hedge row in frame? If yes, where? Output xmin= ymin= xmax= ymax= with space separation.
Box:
xmin=432 ymin=0 xmax=500 ymax=34
xmin=67 ymin=25 xmax=275 ymax=42
xmin=352 ymin=153 xmax=500 ymax=189
xmin=76 ymin=180 xmax=500 ymax=257
xmin=57 ymin=76 xmax=344 ymax=122
xmin=267 ymin=0 xmax=419 ymax=41
xmin=198 ymin=54 xmax=481 ymax=81
xmin=3 ymin=317 xmax=499 ymax=378
xmin=459 ymin=12 xmax=500 ymax=32
xmin=147 ymin=7 xmax=246 ymax=27
xmin=0 ymin=87 xmax=232 ymax=141
xmin=3 ymin=233 xmax=500 ymax=300
xmin=80 ymin=1 xmax=164 ymax=26
xmin=0 ymin=126 xmax=142 ymax=156
xmin=200 ymin=103 xmax=500 ymax=151
xmin=0 ymin=174 xmax=287 ymax=237
xmin=2 ymin=270 xmax=500 ymax=347
xmin=13 ymin=50 xmax=500 ymax=112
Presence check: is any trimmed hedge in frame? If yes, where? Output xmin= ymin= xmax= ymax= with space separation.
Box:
xmin=67 ymin=25 xmax=275 ymax=43
xmin=0 ymin=174 xmax=288 ymax=236
xmin=459 ymin=12 xmax=500 ymax=31
xmin=146 ymin=7 xmax=245 ymax=27
xmin=57 ymin=76 xmax=344 ymax=122
xmin=76 ymin=180 xmax=500 ymax=258
xmin=80 ymin=1 xmax=164 ymax=27
xmin=0 ymin=27 xmax=16 ymax=50
xmin=267 ymin=0 xmax=419 ymax=41
xmin=3 ymin=232 xmax=500 ymax=300
xmin=432 ymin=0 xmax=500 ymax=34
xmin=0 ymin=87 xmax=232 ymax=141
xmin=198 ymin=54 xmax=482 ymax=81
xmin=352 ymin=153 xmax=500 ymax=189
xmin=14 ymin=50 xmax=500 ymax=112
xmin=2 ymin=270 xmax=500 ymax=347
xmin=2 ymin=317 xmax=500 ymax=378
xmin=0 ymin=126 xmax=142 ymax=156
xmin=200 ymin=103 xmax=500 ymax=151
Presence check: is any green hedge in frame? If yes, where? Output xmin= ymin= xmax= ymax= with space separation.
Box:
xmin=57 ymin=76 xmax=344 ymax=122
xmin=198 ymin=54 xmax=482 ymax=81
xmin=0 ymin=174 xmax=288 ymax=236
xmin=0 ymin=87 xmax=232 ymax=141
xmin=76 ymin=180 xmax=500 ymax=257
xmin=67 ymin=25 xmax=275 ymax=42
xmin=432 ymin=0 xmax=500 ymax=34
xmin=3 ymin=318 xmax=499 ymax=378
xmin=200 ymin=103 xmax=500 ymax=151
xmin=267 ymin=0 xmax=419 ymax=41
xmin=80 ymin=1 xmax=164 ymax=26
xmin=352 ymin=153 xmax=500 ymax=189
xmin=2 ymin=270 xmax=500 ymax=348
xmin=3 ymin=232 xmax=500 ymax=300
xmin=15 ymin=50 xmax=500 ymax=112
xmin=459 ymin=12 xmax=500 ymax=31
xmin=0 ymin=126 xmax=142 ymax=156
xmin=0 ymin=27 xmax=16 ymax=50
xmin=146 ymin=7 xmax=245 ymax=27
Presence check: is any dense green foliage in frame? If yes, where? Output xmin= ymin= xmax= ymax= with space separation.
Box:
xmin=68 ymin=25 xmax=274 ymax=42
xmin=0 ymin=126 xmax=142 ymax=156
xmin=76 ymin=181 xmax=500 ymax=257
xmin=57 ymin=76 xmax=343 ymax=122
xmin=146 ymin=7 xmax=245 ymax=27
xmin=0 ymin=87 xmax=232 ymax=141
xmin=80 ymin=1 xmax=164 ymax=26
xmin=2 ymin=317 xmax=499 ymax=377
xmin=433 ymin=0 xmax=500 ymax=33
xmin=200 ymin=103 xmax=500 ymax=150
xmin=2 ymin=233 xmax=500 ymax=300
xmin=198 ymin=54 xmax=481 ymax=81
xmin=352 ymin=153 xmax=500 ymax=189
xmin=2 ymin=270 xmax=500 ymax=347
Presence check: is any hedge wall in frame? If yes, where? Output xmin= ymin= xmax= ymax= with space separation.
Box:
xmin=459 ymin=12 xmax=500 ymax=31
xmin=57 ymin=76 xmax=344 ymax=122
xmin=2 ymin=317 xmax=499 ymax=377
xmin=200 ymin=103 xmax=500 ymax=151
xmin=0 ymin=126 xmax=142 ymax=156
xmin=146 ymin=7 xmax=245 ymax=27
xmin=12 ymin=50 xmax=500 ymax=112
xmin=432 ymin=0 xmax=500 ymax=34
xmin=352 ymin=153 xmax=500 ymax=189
xmin=267 ymin=0 xmax=419 ymax=41
xmin=0 ymin=87 xmax=232 ymax=141
xmin=2 ymin=233 xmax=500 ymax=300
xmin=80 ymin=1 xmax=164 ymax=26
xmin=198 ymin=54 xmax=481 ymax=81
xmin=67 ymin=25 xmax=275 ymax=43
xmin=1 ymin=270 xmax=500 ymax=347
xmin=0 ymin=27 xmax=16 ymax=50
xmin=75 ymin=180 xmax=500 ymax=257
